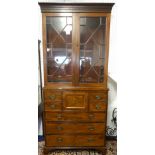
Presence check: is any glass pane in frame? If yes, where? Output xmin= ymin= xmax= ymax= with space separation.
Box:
xmin=46 ymin=16 xmax=72 ymax=82
xmin=80 ymin=17 xmax=106 ymax=83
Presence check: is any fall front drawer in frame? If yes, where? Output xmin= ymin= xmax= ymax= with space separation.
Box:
xmin=44 ymin=112 xmax=106 ymax=122
xmin=45 ymin=122 xmax=105 ymax=134
xmin=46 ymin=135 xmax=104 ymax=147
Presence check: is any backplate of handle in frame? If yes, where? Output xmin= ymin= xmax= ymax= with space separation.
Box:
xmin=56 ymin=126 xmax=63 ymax=130
xmin=96 ymin=104 xmax=101 ymax=110
xmin=50 ymin=104 xmax=56 ymax=109
xmin=95 ymin=95 xmax=101 ymax=99
xmin=56 ymin=114 xmax=62 ymax=119
xmin=49 ymin=95 xmax=55 ymax=100
xmin=56 ymin=137 xmax=63 ymax=142
xmin=88 ymin=126 xmax=95 ymax=131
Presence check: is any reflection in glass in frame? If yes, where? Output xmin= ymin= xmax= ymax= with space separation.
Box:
xmin=46 ymin=16 xmax=72 ymax=82
xmin=80 ymin=17 xmax=106 ymax=83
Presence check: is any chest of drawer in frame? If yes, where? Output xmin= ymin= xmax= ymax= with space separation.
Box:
xmin=44 ymin=112 xmax=106 ymax=122
xmin=44 ymin=90 xmax=62 ymax=101
xmin=45 ymin=122 xmax=105 ymax=134
xmin=45 ymin=135 xmax=104 ymax=147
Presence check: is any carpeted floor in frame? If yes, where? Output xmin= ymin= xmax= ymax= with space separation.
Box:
xmin=38 ymin=141 xmax=117 ymax=155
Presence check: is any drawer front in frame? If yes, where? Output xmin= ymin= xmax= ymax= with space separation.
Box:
xmin=45 ymin=135 xmax=104 ymax=147
xmin=75 ymin=135 xmax=104 ymax=146
xmin=88 ymin=92 xmax=107 ymax=101
xmin=63 ymin=92 xmax=88 ymax=111
xmin=46 ymin=135 xmax=74 ymax=147
xmin=44 ymin=90 xmax=62 ymax=101
xmin=44 ymin=101 xmax=62 ymax=112
xmin=45 ymin=122 xmax=105 ymax=134
xmin=45 ymin=112 xmax=106 ymax=122
xmin=89 ymin=101 xmax=107 ymax=112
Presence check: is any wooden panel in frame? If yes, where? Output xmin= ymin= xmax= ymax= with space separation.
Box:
xmin=44 ymin=101 xmax=62 ymax=112
xmin=44 ymin=90 xmax=62 ymax=101
xmin=63 ymin=92 xmax=87 ymax=111
xmin=89 ymin=101 xmax=107 ymax=112
xmin=45 ymin=122 xmax=105 ymax=134
xmin=45 ymin=112 xmax=106 ymax=122
xmin=88 ymin=92 xmax=107 ymax=101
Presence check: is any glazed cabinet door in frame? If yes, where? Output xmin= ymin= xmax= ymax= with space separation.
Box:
xmin=44 ymin=13 xmax=73 ymax=83
xmin=79 ymin=13 xmax=110 ymax=86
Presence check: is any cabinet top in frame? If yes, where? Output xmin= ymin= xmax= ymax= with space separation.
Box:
xmin=38 ymin=2 xmax=114 ymax=13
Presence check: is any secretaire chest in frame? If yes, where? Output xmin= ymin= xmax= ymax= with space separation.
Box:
xmin=39 ymin=2 xmax=114 ymax=154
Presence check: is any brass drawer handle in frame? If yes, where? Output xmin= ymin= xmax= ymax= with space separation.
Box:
xmin=96 ymin=95 xmax=101 ymax=100
xmin=56 ymin=126 xmax=63 ymax=131
xmin=50 ymin=104 xmax=56 ymax=109
xmin=56 ymin=114 xmax=62 ymax=119
xmin=88 ymin=114 xmax=94 ymax=119
xmin=96 ymin=104 xmax=101 ymax=110
xmin=49 ymin=95 xmax=55 ymax=100
xmin=56 ymin=137 xmax=63 ymax=142
xmin=88 ymin=138 xmax=95 ymax=142
xmin=88 ymin=126 xmax=95 ymax=131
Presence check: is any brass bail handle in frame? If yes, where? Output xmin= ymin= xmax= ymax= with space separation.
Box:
xmin=49 ymin=95 xmax=56 ymax=100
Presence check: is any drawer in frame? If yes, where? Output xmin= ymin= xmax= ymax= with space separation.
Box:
xmin=44 ymin=101 xmax=62 ymax=112
xmin=45 ymin=112 xmax=106 ymax=122
xmin=89 ymin=101 xmax=107 ymax=112
xmin=44 ymin=90 xmax=62 ymax=101
xmin=88 ymin=92 xmax=107 ymax=101
xmin=45 ymin=135 xmax=74 ymax=147
xmin=75 ymin=135 xmax=105 ymax=146
xmin=45 ymin=135 xmax=104 ymax=147
xmin=63 ymin=92 xmax=88 ymax=111
xmin=45 ymin=122 xmax=105 ymax=134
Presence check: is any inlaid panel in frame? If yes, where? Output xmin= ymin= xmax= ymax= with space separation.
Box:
xmin=63 ymin=92 xmax=88 ymax=111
